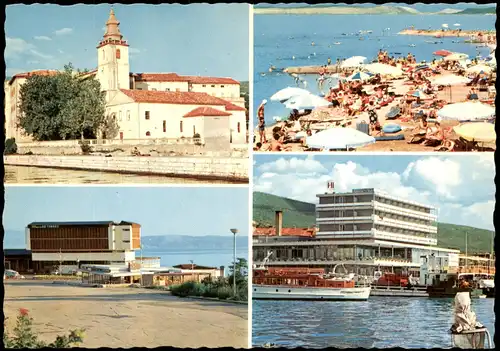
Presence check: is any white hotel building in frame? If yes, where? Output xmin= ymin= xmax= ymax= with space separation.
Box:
xmin=253 ymin=188 xmax=460 ymax=278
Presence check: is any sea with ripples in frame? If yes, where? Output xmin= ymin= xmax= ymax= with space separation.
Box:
xmin=254 ymin=14 xmax=495 ymax=126
xmin=252 ymin=297 xmax=495 ymax=348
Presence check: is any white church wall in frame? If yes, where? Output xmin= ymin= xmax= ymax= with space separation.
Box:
xmin=190 ymin=83 xmax=240 ymax=99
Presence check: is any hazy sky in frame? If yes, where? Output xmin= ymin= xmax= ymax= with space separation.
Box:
xmin=4 ymin=186 xmax=249 ymax=236
xmin=254 ymin=154 xmax=494 ymax=231
xmin=5 ymin=4 xmax=249 ymax=80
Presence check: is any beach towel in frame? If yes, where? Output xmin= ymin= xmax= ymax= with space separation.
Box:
xmin=375 ymin=135 xmax=405 ymax=141
xmin=382 ymin=124 xmax=402 ymax=134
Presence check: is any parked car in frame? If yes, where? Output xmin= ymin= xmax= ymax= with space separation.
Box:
xmin=4 ymin=269 xmax=25 ymax=279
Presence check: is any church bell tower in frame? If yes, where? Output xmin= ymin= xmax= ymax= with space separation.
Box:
xmin=96 ymin=8 xmax=130 ymax=101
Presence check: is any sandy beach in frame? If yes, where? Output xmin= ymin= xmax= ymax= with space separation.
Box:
xmin=4 ymin=281 xmax=248 ymax=348
xmin=257 ymin=79 xmax=495 ymax=152
xmin=399 ymin=29 xmax=496 ymax=38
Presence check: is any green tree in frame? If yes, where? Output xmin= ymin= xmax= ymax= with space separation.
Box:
xmin=3 ymin=308 xmax=84 ymax=348
xmin=102 ymin=114 xmax=120 ymax=140
xmin=18 ymin=63 xmax=106 ymax=141
xmin=228 ymin=257 xmax=248 ymax=286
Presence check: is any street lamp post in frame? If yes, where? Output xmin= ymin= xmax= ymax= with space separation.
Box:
xmin=230 ymin=228 xmax=238 ymax=297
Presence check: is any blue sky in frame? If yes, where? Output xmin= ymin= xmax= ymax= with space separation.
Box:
xmin=253 ymin=154 xmax=494 ymax=231
xmin=4 ymin=186 xmax=249 ymax=236
xmin=5 ymin=4 xmax=249 ymax=80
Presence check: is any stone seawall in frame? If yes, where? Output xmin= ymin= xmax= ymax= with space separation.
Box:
xmin=4 ymin=155 xmax=248 ymax=183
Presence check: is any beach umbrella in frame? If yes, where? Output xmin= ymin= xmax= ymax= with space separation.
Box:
xmin=347 ymin=71 xmax=373 ymax=81
xmin=453 ymin=122 xmax=495 ymax=143
xmin=437 ymin=101 xmax=495 ymax=122
xmin=431 ymin=75 xmax=471 ymax=86
xmin=433 ymin=49 xmax=453 ymax=57
xmin=284 ymin=93 xmax=332 ymax=110
xmin=466 ymin=64 xmax=493 ymax=74
xmin=341 ymin=56 xmax=367 ymax=68
xmin=270 ymin=87 xmax=311 ymax=102
xmin=444 ymin=53 xmax=469 ymax=61
xmin=305 ymin=127 xmax=376 ymax=150
xmin=364 ymin=63 xmax=403 ymax=77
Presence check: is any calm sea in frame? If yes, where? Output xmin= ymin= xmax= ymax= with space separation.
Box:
xmin=4 ymin=165 xmax=235 ymax=184
xmin=141 ymin=249 xmax=249 ymax=272
xmin=252 ymin=297 xmax=495 ymax=348
xmin=254 ymin=14 xmax=495 ymax=125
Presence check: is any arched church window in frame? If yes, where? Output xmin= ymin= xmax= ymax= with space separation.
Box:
xmin=146 ymin=131 xmax=151 ymax=136
xmin=116 ymin=49 xmax=121 ymax=59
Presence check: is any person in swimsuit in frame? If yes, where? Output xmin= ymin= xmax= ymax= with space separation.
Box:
xmin=257 ymin=100 xmax=267 ymax=144
xmin=270 ymin=133 xmax=291 ymax=151
xmin=318 ymin=65 xmax=327 ymax=90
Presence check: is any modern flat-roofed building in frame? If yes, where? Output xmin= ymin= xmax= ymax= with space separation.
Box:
xmin=253 ymin=188 xmax=460 ymax=278
xmin=26 ymin=220 xmax=141 ymax=273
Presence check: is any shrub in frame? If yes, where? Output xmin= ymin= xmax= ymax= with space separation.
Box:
xmin=216 ymin=286 xmax=233 ymax=300
xmin=4 ymin=138 xmax=18 ymax=154
xmin=79 ymin=140 xmax=93 ymax=154
xmin=3 ymin=308 xmax=84 ymax=348
xmin=170 ymin=281 xmax=206 ymax=297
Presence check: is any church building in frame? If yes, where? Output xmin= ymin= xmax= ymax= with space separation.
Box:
xmin=4 ymin=9 xmax=247 ymax=144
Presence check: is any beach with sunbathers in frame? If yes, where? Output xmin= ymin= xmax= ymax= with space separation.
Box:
xmin=253 ymin=13 xmax=496 ymax=152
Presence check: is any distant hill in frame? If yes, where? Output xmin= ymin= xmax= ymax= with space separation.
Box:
xmin=253 ymin=192 xmax=494 ymax=254
xmin=3 ymin=231 xmax=248 ymax=252
xmin=457 ymin=7 xmax=496 ymax=14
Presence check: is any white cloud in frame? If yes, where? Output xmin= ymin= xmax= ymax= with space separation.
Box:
xmin=254 ymin=155 xmax=494 ymax=230
xmin=34 ymin=35 xmax=52 ymax=41
xmin=5 ymin=37 xmax=35 ymax=59
xmin=54 ymin=27 xmax=73 ymax=36
xmin=29 ymin=49 xmax=53 ymax=60
xmin=257 ymin=156 xmax=327 ymax=174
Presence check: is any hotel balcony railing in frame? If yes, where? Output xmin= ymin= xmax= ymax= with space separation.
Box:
xmin=374 ymin=191 xmax=436 ymax=212
xmin=316 ymin=230 xmax=373 ymax=238
xmin=253 ymin=257 xmax=418 ymax=267
xmin=373 ymin=229 xmax=437 ymax=246
xmin=316 ymin=216 xmax=373 ymax=223
xmin=373 ymin=201 xmax=437 ymax=221
xmin=373 ymin=216 xmax=437 ymax=234
xmin=316 ymin=201 xmax=372 ymax=209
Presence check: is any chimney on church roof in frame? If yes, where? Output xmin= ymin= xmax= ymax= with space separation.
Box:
xmin=103 ymin=8 xmax=123 ymax=41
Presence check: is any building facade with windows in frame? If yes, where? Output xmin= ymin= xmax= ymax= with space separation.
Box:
xmin=4 ymin=9 xmax=247 ymax=144
xmin=25 ymin=220 xmax=142 ymax=273
xmin=253 ymin=188 xmax=460 ymax=278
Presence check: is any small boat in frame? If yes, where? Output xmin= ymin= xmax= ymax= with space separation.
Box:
xmin=253 ymin=254 xmax=371 ymax=301
xmin=409 ymin=44 xmax=416 ymax=47
xmin=334 ymin=42 xmax=341 ymax=45
xmin=427 ymin=272 xmax=484 ymax=298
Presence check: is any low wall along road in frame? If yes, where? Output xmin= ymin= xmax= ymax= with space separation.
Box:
xmin=4 ymin=155 xmax=248 ymax=183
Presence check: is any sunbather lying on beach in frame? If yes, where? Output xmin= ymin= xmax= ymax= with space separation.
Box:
xmin=421 ymin=121 xmax=443 ymax=146
xmin=407 ymin=116 xmax=428 ymax=144
xmin=270 ymin=133 xmax=292 ymax=152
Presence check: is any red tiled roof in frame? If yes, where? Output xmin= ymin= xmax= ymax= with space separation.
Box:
xmin=9 ymin=70 xmax=58 ymax=84
xmin=224 ymin=102 xmax=246 ymax=111
xmin=120 ymin=89 xmax=228 ymax=106
xmin=183 ymin=106 xmax=232 ymax=118
xmin=133 ymin=72 xmax=239 ymax=85
xmin=253 ymin=227 xmax=316 ymax=237
xmin=183 ymin=75 xmax=240 ymax=85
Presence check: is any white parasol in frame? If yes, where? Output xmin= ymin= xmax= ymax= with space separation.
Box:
xmin=305 ymin=127 xmax=376 ymax=150
xmin=465 ymin=64 xmax=493 ymax=75
xmin=444 ymin=53 xmax=469 ymax=61
xmin=270 ymin=87 xmax=311 ymax=102
xmin=341 ymin=56 xmax=367 ymax=68
xmin=364 ymin=63 xmax=403 ymax=77
xmin=437 ymin=101 xmax=495 ymax=122
xmin=284 ymin=93 xmax=332 ymax=110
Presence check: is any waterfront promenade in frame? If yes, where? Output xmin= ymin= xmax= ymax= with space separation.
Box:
xmin=4 ymin=281 xmax=247 ymax=348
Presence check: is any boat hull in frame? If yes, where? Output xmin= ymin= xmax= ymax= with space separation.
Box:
xmin=371 ymin=286 xmax=428 ymax=297
xmin=252 ymin=285 xmax=371 ymax=300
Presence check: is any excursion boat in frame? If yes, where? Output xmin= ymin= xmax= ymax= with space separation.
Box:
xmin=427 ymin=272 xmax=484 ymax=298
xmin=252 ymin=257 xmax=371 ymax=301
